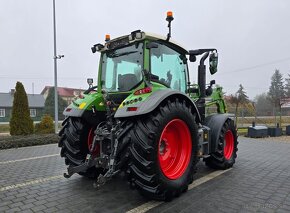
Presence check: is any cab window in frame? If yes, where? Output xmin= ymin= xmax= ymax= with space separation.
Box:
xmin=150 ymin=43 xmax=187 ymax=92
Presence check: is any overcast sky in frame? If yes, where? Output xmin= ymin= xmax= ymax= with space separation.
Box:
xmin=1 ymin=0 xmax=290 ymax=99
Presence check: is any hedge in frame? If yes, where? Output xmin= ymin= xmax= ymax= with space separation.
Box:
xmin=0 ymin=134 xmax=59 ymax=150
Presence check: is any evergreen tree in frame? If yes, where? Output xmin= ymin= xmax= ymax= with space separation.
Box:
xmin=44 ymin=87 xmax=67 ymax=120
xmin=285 ymin=74 xmax=290 ymax=97
xmin=268 ymin=69 xmax=285 ymax=125
xmin=10 ymin=82 xmax=34 ymax=135
xmin=268 ymin=69 xmax=285 ymax=106
xmin=229 ymin=84 xmax=249 ymax=123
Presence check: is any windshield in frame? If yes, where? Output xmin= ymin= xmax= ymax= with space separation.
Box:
xmin=101 ymin=42 xmax=143 ymax=92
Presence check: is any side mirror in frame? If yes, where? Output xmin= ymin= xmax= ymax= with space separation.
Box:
xmin=146 ymin=42 xmax=159 ymax=49
xmin=87 ymin=78 xmax=93 ymax=88
xmin=91 ymin=46 xmax=97 ymax=53
xmin=209 ymin=51 xmax=218 ymax=75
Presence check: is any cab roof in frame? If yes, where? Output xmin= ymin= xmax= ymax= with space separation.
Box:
xmin=144 ymin=32 xmax=188 ymax=54
xmin=105 ymin=31 xmax=188 ymax=54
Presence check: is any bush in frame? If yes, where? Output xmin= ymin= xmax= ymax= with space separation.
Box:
xmin=0 ymin=134 xmax=58 ymax=150
xmin=35 ymin=115 xmax=54 ymax=134
xmin=10 ymin=82 xmax=34 ymax=135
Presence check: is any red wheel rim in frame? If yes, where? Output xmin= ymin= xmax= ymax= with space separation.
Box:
xmin=87 ymin=128 xmax=100 ymax=156
xmin=158 ymin=119 xmax=192 ymax=180
xmin=224 ymin=130 xmax=234 ymax=160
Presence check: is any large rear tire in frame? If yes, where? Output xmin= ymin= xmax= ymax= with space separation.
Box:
xmin=205 ymin=119 xmax=238 ymax=169
xmin=127 ymin=98 xmax=198 ymax=201
xmin=58 ymin=117 xmax=103 ymax=178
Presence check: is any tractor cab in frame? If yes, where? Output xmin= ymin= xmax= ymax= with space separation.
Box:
xmin=91 ymin=30 xmax=190 ymax=106
xmin=88 ymin=29 xmax=222 ymax=120
xmin=89 ymin=10 xmax=219 ymax=111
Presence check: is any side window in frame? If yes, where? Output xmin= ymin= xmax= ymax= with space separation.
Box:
xmin=150 ymin=44 xmax=187 ymax=92
xmin=103 ymin=58 xmax=114 ymax=89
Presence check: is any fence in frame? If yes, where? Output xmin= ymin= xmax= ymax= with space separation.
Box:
xmin=235 ymin=116 xmax=290 ymax=129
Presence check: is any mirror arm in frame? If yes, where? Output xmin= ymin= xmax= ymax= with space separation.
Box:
xmin=189 ymin=48 xmax=216 ymax=57
xmin=200 ymin=52 xmax=210 ymax=65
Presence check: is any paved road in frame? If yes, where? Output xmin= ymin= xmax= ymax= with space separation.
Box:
xmin=0 ymin=137 xmax=290 ymax=213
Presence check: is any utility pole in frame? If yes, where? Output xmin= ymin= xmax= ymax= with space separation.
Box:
xmin=53 ymin=0 xmax=63 ymax=133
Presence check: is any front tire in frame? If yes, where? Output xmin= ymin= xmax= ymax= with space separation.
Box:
xmin=205 ymin=119 xmax=238 ymax=169
xmin=127 ymin=98 xmax=198 ymax=201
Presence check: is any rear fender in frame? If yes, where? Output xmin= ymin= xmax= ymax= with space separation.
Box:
xmin=204 ymin=114 xmax=235 ymax=153
xmin=62 ymin=92 xmax=106 ymax=126
xmin=114 ymin=89 xmax=201 ymax=123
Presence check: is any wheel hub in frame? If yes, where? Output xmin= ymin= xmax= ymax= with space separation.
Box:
xmin=159 ymin=139 xmax=168 ymax=155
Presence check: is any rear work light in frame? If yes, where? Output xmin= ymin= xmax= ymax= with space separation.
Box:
xmin=134 ymin=87 xmax=152 ymax=95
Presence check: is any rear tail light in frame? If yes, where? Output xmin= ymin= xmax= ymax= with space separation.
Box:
xmin=127 ymin=107 xmax=138 ymax=112
xmin=134 ymin=87 xmax=152 ymax=95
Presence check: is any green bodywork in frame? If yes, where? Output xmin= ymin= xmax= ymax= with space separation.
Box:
xmin=64 ymin=32 xmax=227 ymax=119
xmin=207 ymin=87 xmax=227 ymax=114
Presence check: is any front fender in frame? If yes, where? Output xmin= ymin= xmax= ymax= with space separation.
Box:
xmin=204 ymin=114 xmax=235 ymax=153
xmin=114 ymin=89 xmax=201 ymax=123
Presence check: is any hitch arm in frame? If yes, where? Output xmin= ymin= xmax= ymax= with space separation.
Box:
xmin=63 ymin=156 xmax=100 ymax=178
xmin=64 ymin=163 xmax=90 ymax=178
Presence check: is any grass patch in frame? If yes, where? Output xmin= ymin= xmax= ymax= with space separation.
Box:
xmin=0 ymin=124 xmax=9 ymax=133
xmin=0 ymin=134 xmax=59 ymax=150
xmin=237 ymin=127 xmax=248 ymax=136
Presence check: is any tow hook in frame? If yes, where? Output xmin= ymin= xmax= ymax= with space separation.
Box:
xmin=63 ymin=154 xmax=95 ymax=178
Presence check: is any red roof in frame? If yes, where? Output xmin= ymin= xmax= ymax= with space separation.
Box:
xmin=41 ymin=86 xmax=85 ymax=97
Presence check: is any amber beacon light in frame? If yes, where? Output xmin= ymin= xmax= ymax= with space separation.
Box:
xmin=166 ymin=11 xmax=173 ymax=20
xmin=166 ymin=11 xmax=174 ymax=41
xmin=105 ymin=34 xmax=110 ymax=42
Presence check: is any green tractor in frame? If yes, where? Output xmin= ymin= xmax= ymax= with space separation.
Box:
xmin=59 ymin=11 xmax=238 ymax=201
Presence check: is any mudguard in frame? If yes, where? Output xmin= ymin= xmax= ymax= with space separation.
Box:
xmin=114 ymin=89 xmax=201 ymax=123
xmin=62 ymin=92 xmax=106 ymax=126
xmin=63 ymin=107 xmax=84 ymax=117
xmin=204 ymin=114 xmax=235 ymax=153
